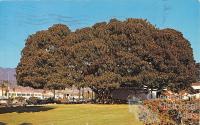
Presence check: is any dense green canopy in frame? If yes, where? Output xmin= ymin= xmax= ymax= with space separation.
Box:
xmin=16 ymin=19 xmax=197 ymax=96
xmin=17 ymin=24 xmax=71 ymax=89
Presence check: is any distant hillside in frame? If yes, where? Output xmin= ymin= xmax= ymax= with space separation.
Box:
xmin=0 ymin=67 xmax=16 ymax=86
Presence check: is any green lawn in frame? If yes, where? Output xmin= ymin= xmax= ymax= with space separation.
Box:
xmin=0 ymin=104 xmax=142 ymax=125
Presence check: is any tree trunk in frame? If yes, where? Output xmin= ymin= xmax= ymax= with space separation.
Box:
xmin=53 ymin=89 xmax=56 ymax=99
xmin=78 ymin=88 xmax=81 ymax=101
xmin=1 ymin=87 xmax=3 ymax=96
xmin=92 ymin=88 xmax=112 ymax=104
xmin=87 ymin=90 xmax=90 ymax=100
xmin=91 ymin=91 xmax=94 ymax=100
xmin=82 ymin=87 xmax=84 ymax=100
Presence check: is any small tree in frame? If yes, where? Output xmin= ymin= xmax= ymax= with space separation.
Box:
xmin=1 ymin=80 xmax=9 ymax=97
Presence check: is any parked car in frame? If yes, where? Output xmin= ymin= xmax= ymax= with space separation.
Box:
xmin=0 ymin=99 xmax=8 ymax=107
xmin=12 ymin=98 xmax=27 ymax=107
xmin=0 ymin=97 xmax=27 ymax=107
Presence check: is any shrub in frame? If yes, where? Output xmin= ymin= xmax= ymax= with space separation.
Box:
xmin=15 ymin=97 xmax=26 ymax=102
xmin=27 ymin=97 xmax=39 ymax=105
xmin=138 ymin=99 xmax=200 ymax=125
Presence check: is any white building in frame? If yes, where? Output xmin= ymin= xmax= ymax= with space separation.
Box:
xmin=0 ymin=86 xmax=53 ymax=99
xmin=191 ymin=82 xmax=200 ymax=99
xmin=0 ymin=85 xmax=92 ymax=100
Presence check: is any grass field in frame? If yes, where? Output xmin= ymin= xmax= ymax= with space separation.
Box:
xmin=0 ymin=104 xmax=142 ymax=125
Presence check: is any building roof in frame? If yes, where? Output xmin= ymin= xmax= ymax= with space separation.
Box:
xmin=192 ymin=82 xmax=200 ymax=86
xmin=0 ymin=85 xmax=49 ymax=94
xmin=191 ymin=82 xmax=200 ymax=90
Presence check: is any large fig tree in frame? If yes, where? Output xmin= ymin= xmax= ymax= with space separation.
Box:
xmin=17 ymin=19 xmax=197 ymax=102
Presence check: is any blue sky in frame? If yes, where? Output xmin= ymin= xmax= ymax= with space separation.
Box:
xmin=0 ymin=0 xmax=199 ymax=68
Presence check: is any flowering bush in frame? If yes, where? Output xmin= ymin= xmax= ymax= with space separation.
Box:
xmin=137 ymin=99 xmax=200 ymax=125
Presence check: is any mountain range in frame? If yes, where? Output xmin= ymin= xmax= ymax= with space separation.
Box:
xmin=0 ymin=67 xmax=16 ymax=85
